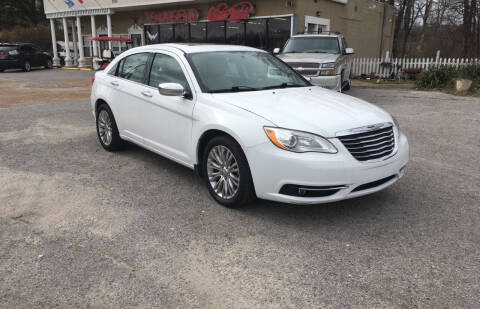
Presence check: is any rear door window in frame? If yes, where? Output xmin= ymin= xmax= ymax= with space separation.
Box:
xmin=118 ymin=53 xmax=149 ymax=83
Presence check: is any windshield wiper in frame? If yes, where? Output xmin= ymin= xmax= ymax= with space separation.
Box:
xmin=261 ymin=83 xmax=306 ymax=90
xmin=209 ymin=86 xmax=259 ymax=93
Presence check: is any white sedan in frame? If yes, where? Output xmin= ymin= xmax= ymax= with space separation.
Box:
xmin=91 ymin=44 xmax=409 ymax=208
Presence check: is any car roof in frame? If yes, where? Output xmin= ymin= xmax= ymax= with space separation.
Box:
xmin=133 ymin=43 xmax=264 ymax=54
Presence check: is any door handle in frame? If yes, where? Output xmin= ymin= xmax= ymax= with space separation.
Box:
xmin=141 ymin=91 xmax=153 ymax=98
xmin=110 ymin=81 xmax=119 ymax=86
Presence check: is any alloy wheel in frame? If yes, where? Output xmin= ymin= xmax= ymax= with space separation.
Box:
xmin=97 ymin=110 xmax=113 ymax=146
xmin=207 ymin=145 xmax=240 ymax=200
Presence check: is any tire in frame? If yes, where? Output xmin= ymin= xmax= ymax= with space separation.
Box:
xmin=45 ymin=59 xmax=53 ymax=69
xmin=96 ymin=103 xmax=124 ymax=151
xmin=23 ymin=60 xmax=31 ymax=72
xmin=0 ymin=69 xmax=4 ymax=73
xmin=202 ymin=135 xmax=256 ymax=208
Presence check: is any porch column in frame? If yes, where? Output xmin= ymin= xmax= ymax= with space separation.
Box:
xmin=71 ymin=22 xmax=78 ymax=66
xmin=62 ymin=18 xmax=73 ymax=66
xmin=49 ymin=19 xmax=61 ymax=67
xmin=90 ymin=15 xmax=98 ymax=57
xmin=76 ymin=16 xmax=87 ymax=67
xmin=106 ymin=14 xmax=113 ymax=50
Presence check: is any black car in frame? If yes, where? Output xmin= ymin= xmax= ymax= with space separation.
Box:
xmin=0 ymin=43 xmax=53 ymax=72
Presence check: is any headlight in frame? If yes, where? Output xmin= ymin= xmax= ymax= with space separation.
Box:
xmin=8 ymin=50 xmax=19 ymax=55
xmin=320 ymin=63 xmax=336 ymax=75
xmin=321 ymin=62 xmax=335 ymax=69
xmin=264 ymin=127 xmax=338 ymax=153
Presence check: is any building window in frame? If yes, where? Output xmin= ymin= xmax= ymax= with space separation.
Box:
xmin=206 ymin=21 xmax=226 ymax=43
xmin=190 ymin=22 xmax=206 ymax=42
xmin=144 ymin=16 xmax=292 ymax=52
xmin=267 ymin=17 xmax=291 ymax=51
xmin=145 ymin=25 xmax=160 ymax=44
xmin=246 ymin=19 xmax=267 ymax=50
xmin=226 ymin=21 xmax=245 ymax=45
xmin=159 ymin=24 xmax=174 ymax=43
xmin=174 ymin=23 xmax=189 ymax=42
xmin=131 ymin=34 xmax=142 ymax=47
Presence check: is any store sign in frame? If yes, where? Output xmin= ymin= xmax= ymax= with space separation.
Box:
xmin=145 ymin=8 xmax=199 ymax=24
xmin=207 ymin=1 xmax=254 ymax=22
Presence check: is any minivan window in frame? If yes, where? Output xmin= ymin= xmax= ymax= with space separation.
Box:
xmin=148 ymin=53 xmax=189 ymax=90
xmin=118 ymin=53 xmax=149 ymax=83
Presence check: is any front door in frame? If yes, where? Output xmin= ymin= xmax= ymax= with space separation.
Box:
xmin=137 ymin=51 xmax=196 ymax=165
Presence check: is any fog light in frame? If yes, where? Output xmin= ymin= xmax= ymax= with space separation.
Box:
xmin=298 ymin=188 xmax=307 ymax=196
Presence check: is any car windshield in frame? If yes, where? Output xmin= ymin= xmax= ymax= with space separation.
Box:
xmin=187 ymin=51 xmax=310 ymax=93
xmin=283 ymin=37 xmax=340 ymax=54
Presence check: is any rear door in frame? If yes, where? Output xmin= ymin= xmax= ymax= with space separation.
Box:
xmin=106 ymin=52 xmax=150 ymax=142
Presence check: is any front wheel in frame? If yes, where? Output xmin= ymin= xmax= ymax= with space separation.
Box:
xmin=202 ymin=135 xmax=256 ymax=208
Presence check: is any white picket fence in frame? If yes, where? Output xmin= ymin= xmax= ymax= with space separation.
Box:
xmin=352 ymin=56 xmax=479 ymax=78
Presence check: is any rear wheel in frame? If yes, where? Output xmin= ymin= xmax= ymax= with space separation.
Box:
xmin=202 ymin=135 xmax=256 ymax=208
xmin=96 ymin=104 xmax=124 ymax=151
xmin=23 ymin=60 xmax=31 ymax=72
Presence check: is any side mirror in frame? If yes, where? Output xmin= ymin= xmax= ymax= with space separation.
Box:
xmin=273 ymin=48 xmax=281 ymax=54
xmin=158 ymin=83 xmax=186 ymax=97
xmin=345 ymin=48 xmax=354 ymax=55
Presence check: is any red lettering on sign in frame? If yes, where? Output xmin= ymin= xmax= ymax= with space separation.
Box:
xmin=207 ymin=1 xmax=254 ymax=22
xmin=145 ymin=8 xmax=199 ymax=23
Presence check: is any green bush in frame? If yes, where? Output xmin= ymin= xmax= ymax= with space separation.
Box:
xmin=458 ymin=64 xmax=480 ymax=81
xmin=417 ymin=64 xmax=480 ymax=89
xmin=416 ymin=65 xmax=457 ymax=88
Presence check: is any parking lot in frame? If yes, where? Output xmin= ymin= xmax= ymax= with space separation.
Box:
xmin=1 ymin=69 xmax=479 ymax=308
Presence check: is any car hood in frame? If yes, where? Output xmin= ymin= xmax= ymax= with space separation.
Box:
xmin=277 ymin=53 xmax=339 ymax=64
xmin=210 ymin=87 xmax=392 ymax=138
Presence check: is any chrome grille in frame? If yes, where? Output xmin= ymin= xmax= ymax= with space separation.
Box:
xmin=285 ymin=62 xmax=320 ymax=76
xmin=338 ymin=125 xmax=395 ymax=162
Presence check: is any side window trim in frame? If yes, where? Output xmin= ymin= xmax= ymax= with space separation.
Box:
xmin=145 ymin=53 xmax=155 ymax=85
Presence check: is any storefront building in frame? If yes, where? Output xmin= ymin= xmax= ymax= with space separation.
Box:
xmin=43 ymin=0 xmax=395 ymax=67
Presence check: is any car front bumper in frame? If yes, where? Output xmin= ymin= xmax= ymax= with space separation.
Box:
xmin=246 ymin=132 xmax=409 ymax=205
xmin=309 ymin=74 xmax=342 ymax=92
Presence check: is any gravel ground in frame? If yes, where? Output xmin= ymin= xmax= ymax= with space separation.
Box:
xmin=1 ymin=70 xmax=479 ymax=308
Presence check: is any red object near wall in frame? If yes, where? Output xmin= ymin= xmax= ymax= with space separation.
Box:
xmin=145 ymin=8 xmax=199 ymax=24
xmin=207 ymin=1 xmax=254 ymax=22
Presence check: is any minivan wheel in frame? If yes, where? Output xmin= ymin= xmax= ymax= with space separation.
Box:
xmin=96 ymin=104 xmax=124 ymax=151
xmin=202 ymin=135 xmax=256 ymax=208
xmin=23 ymin=61 xmax=31 ymax=72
